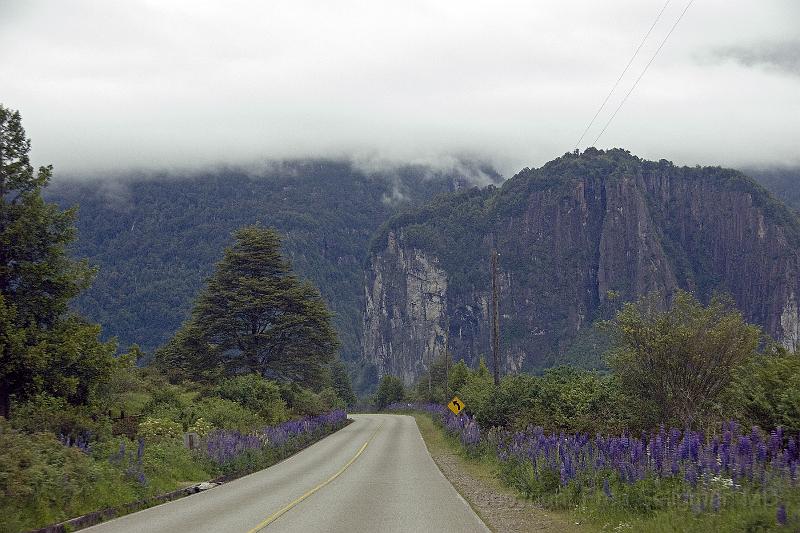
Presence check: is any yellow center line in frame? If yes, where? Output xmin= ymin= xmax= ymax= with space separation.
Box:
xmin=246 ymin=421 xmax=384 ymax=533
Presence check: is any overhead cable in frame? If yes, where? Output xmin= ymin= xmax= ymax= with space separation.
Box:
xmin=591 ymin=0 xmax=695 ymax=147
xmin=574 ymin=0 xmax=672 ymax=150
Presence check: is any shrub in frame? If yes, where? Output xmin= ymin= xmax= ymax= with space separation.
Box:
xmin=139 ymin=441 xmax=209 ymax=493
xmin=10 ymin=394 xmax=112 ymax=443
xmin=375 ymin=375 xmax=406 ymax=409
xmin=606 ymin=291 xmax=760 ymax=430
xmin=215 ymin=374 xmax=287 ymax=424
xmin=729 ymin=351 xmax=800 ymax=432
xmin=140 ymin=384 xmax=190 ymax=421
xmin=138 ymin=417 xmax=183 ymax=444
xmin=194 ymin=397 xmax=265 ymax=433
xmin=188 ymin=417 xmax=214 ymax=437
xmin=521 ymin=367 xmax=627 ymax=434
xmin=455 ymin=360 xmax=498 ymax=427
xmin=319 ymin=387 xmax=347 ymax=412
xmin=0 ymin=419 xmax=135 ymax=533
xmin=283 ymin=385 xmax=326 ymax=417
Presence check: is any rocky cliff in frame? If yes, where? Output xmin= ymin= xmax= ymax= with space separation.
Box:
xmin=363 ymin=148 xmax=800 ymax=384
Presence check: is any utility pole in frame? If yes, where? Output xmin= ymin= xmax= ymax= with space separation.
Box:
xmin=422 ymin=344 xmax=431 ymax=399
xmin=443 ymin=332 xmax=449 ymax=402
xmin=490 ymin=247 xmax=501 ymax=386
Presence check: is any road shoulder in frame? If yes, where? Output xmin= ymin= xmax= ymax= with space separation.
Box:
xmin=413 ymin=414 xmax=592 ymax=533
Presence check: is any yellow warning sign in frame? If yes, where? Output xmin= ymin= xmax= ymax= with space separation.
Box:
xmin=447 ymin=396 xmax=465 ymax=415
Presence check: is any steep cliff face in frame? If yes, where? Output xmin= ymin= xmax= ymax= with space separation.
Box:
xmin=363 ymin=231 xmax=449 ymax=384
xmin=363 ymin=149 xmax=800 ymax=384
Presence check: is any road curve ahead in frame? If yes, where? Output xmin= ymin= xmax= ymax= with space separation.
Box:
xmin=85 ymin=414 xmax=488 ymax=533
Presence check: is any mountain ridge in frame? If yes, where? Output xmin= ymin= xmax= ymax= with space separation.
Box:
xmin=363 ymin=148 xmax=800 ymax=384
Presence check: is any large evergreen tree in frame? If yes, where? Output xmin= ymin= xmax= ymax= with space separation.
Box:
xmin=0 ymin=105 xmax=116 ymax=418
xmin=157 ymin=226 xmax=339 ymax=386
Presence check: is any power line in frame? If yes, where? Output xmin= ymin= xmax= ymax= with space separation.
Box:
xmin=592 ymin=0 xmax=695 ymax=147
xmin=574 ymin=0 xmax=672 ymax=150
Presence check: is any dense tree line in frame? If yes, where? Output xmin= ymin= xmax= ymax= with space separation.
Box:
xmin=44 ymin=158 xmax=487 ymax=393
xmin=383 ymin=289 xmax=800 ymax=435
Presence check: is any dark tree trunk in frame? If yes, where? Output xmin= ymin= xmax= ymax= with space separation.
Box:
xmin=0 ymin=380 xmax=10 ymax=419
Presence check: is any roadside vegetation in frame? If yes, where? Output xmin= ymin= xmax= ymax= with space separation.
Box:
xmin=0 ymin=106 xmax=354 ymax=532
xmin=378 ymin=291 xmax=800 ymax=531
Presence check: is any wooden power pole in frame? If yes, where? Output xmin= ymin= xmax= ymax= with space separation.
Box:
xmin=490 ymin=248 xmax=501 ymax=386
xmin=443 ymin=332 xmax=449 ymax=402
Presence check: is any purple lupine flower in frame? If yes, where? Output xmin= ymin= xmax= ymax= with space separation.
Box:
xmin=788 ymin=437 xmax=798 ymax=462
xmin=777 ymin=503 xmax=787 ymax=526
xmin=602 ymin=478 xmax=612 ymax=499
xmin=689 ymin=433 xmax=700 ymax=463
xmin=685 ymin=466 xmax=698 ymax=488
xmin=757 ymin=442 xmax=768 ymax=463
xmin=396 ymin=406 xmax=800 ymax=520
xmin=204 ymin=410 xmax=346 ymax=466
xmin=770 ymin=429 xmax=783 ymax=458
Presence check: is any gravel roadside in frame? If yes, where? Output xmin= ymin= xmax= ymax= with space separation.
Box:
xmin=414 ymin=414 xmax=592 ymax=533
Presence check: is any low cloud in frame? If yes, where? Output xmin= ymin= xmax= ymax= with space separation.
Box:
xmin=2 ymin=1 xmax=799 ymax=174
xmin=381 ymin=183 xmax=410 ymax=206
xmin=710 ymin=40 xmax=800 ymax=77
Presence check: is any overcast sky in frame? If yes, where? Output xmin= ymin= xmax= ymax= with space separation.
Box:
xmin=1 ymin=0 xmax=798 ymax=177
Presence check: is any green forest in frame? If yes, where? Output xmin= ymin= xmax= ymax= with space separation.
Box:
xmin=44 ymin=160 xmax=491 ymax=359
xmin=43 ymin=148 xmax=798 ymax=389
xmin=0 ymin=106 xmax=355 ymax=532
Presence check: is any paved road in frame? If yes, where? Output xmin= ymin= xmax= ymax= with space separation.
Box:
xmin=85 ymin=414 xmax=488 ymax=533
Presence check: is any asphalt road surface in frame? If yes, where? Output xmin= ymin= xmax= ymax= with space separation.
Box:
xmin=85 ymin=414 xmax=489 ymax=533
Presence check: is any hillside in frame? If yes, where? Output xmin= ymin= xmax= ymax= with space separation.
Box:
xmin=44 ymin=154 xmax=799 ymax=391
xmin=364 ymin=148 xmax=800 ymax=383
xmin=46 ymin=160 xmax=499 ymax=385
xmin=746 ymin=167 xmax=800 ymax=213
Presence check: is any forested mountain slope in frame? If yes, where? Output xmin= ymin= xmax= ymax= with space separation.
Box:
xmin=746 ymin=167 xmax=800 ymax=213
xmin=364 ymin=149 xmax=800 ymax=384
xmin=46 ymin=160 xmax=498 ymax=376
xmin=44 ymin=153 xmax=797 ymax=391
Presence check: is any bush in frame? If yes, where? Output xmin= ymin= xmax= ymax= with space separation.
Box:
xmin=215 ymin=374 xmax=288 ymax=424
xmin=188 ymin=417 xmax=214 ymax=437
xmin=280 ymin=384 xmax=326 ymax=417
xmin=138 ymin=441 xmax=209 ymax=493
xmin=375 ymin=375 xmax=406 ymax=409
xmin=140 ymin=384 xmax=191 ymax=421
xmin=193 ymin=397 xmax=265 ymax=433
xmin=729 ymin=351 xmax=800 ymax=432
xmin=448 ymin=360 xmax=470 ymax=396
xmin=521 ymin=367 xmax=627 ymax=434
xmin=319 ymin=387 xmax=347 ymax=412
xmin=10 ymin=394 xmax=112 ymax=443
xmin=330 ymin=360 xmax=357 ymax=407
xmin=454 ymin=360 xmax=498 ymax=427
xmin=606 ymin=290 xmax=760 ymax=430
xmin=0 ymin=420 xmax=134 ymax=533
xmin=138 ymin=417 xmax=183 ymax=444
